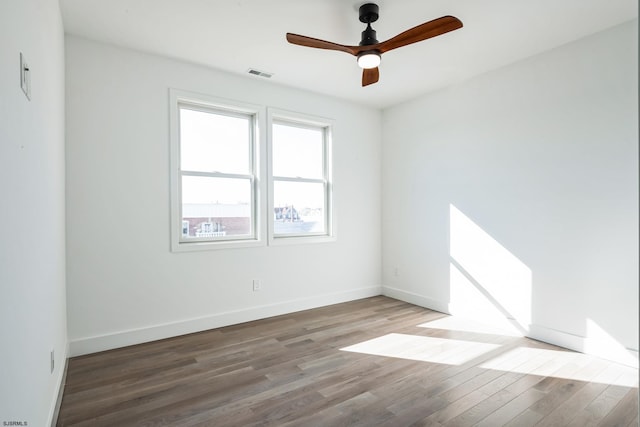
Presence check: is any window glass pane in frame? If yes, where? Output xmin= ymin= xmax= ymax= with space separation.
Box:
xmin=180 ymin=107 xmax=249 ymax=174
xmin=181 ymin=176 xmax=252 ymax=238
xmin=273 ymin=181 xmax=325 ymax=235
xmin=272 ymin=123 xmax=323 ymax=179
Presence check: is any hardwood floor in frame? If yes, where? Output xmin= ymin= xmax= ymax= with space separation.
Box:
xmin=57 ymin=297 xmax=638 ymax=426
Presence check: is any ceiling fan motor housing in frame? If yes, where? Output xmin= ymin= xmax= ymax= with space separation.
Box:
xmin=360 ymin=25 xmax=378 ymax=46
xmin=359 ymin=3 xmax=380 ymax=46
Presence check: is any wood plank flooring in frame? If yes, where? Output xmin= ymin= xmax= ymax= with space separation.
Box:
xmin=57 ymin=296 xmax=638 ymax=426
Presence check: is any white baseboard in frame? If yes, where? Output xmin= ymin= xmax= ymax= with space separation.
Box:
xmin=382 ymin=285 xmax=638 ymax=369
xmin=48 ymin=345 xmax=68 ymax=426
xmin=69 ymin=286 xmax=382 ymax=357
xmin=528 ymin=324 xmax=639 ymax=369
xmin=382 ymin=285 xmax=450 ymax=315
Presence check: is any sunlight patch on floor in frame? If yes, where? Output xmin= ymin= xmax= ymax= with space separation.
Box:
xmin=418 ymin=315 xmax=523 ymax=337
xmin=479 ymin=346 xmax=639 ymax=388
xmin=340 ymin=333 xmax=501 ymax=365
xmin=341 ymin=332 xmax=638 ymax=388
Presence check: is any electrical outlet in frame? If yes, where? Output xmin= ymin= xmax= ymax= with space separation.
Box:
xmin=50 ymin=350 xmax=54 ymax=373
xmin=394 ymin=267 xmax=400 ymax=277
xmin=252 ymin=279 xmax=261 ymax=292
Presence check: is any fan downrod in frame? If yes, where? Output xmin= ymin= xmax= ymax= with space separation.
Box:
xmin=359 ymin=3 xmax=379 ymax=46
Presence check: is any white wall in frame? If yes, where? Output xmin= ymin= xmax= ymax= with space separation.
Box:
xmin=65 ymin=36 xmax=382 ymax=355
xmin=382 ymin=20 xmax=638 ymax=366
xmin=0 ymin=0 xmax=67 ymax=424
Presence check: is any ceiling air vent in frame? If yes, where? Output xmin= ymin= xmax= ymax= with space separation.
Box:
xmin=247 ymin=68 xmax=273 ymax=78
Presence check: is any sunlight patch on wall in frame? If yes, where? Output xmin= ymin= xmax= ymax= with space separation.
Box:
xmin=449 ymin=263 xmax=525 ymax=336
xmin=480 ymin=346 xmax=638 ymax=387
xmin=340 ymin=333 xmax=501 ymax=365
xmin=449 ymin=204 xmax=532 ymax=333
xmin=585 ymin=319 xmax=639 ymax=369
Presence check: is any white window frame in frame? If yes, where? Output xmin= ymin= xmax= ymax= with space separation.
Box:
xmin=170 ymin=89 xmax=265 ymax=252
xmin=267 ymin=108 xmax=335 ymax=245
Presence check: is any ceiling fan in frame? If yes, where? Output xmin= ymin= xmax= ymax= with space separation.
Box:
xmin=286 ymin=3 xmax=463 ymax=87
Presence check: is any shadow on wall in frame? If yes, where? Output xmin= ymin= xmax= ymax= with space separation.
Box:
xmin=447 ymin=203 xmax=638 ymax=368
xmin=448 ymin=204 xmax=531 ymax=335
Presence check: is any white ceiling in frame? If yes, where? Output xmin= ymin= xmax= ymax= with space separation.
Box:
xmin=60 ymin=0 xmax=637 ymax=109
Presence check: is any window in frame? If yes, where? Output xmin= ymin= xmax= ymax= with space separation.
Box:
xmin=170 ymin=92 xmax=334 ymax=250
xmin=170 ymin=90 xmax=262 ymax=251
xmin=269 ymin=110 xmax=333 ymax=243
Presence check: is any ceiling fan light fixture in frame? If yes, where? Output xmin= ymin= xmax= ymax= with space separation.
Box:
xmin=286 ymin=3 xmax=463 ymax=87
xmin=357 ymin=52 xmax=381 ymax=69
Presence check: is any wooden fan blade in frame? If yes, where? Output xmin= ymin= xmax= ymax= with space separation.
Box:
xmin=362 ymin=67 xmax=379 ymax=87
xmin=286 ymin=33 xmax=359 ymax=55
xmin=378 ymin=16 xmax=462 ymax=54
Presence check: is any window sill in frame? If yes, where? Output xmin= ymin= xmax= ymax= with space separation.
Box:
xmin=171 ymin=238 xmax=264 ymax=252
xmin=268 ymin=234 xmax=336 ymax=246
